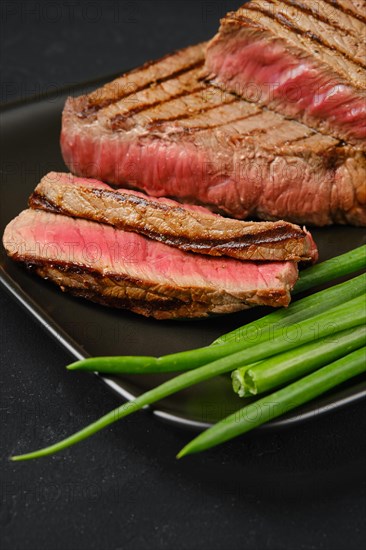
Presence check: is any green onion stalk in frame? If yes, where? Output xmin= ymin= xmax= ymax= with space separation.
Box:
xmin=11 ymin=295 xmax=365 ymax=461
xmin=232 ymin=325 xmax=366 ymax=397
xmin=178 ymin=347 xmax=366 ymax=458
xmin=67 ymin=273 xmax=366 ymax=374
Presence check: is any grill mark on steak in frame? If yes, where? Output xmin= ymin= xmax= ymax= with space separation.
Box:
xmin=147 ymin=80 xmax=319 ymax=144
xmin=280 ymin=0 xmax=365 ymax=37
xmin=61 ymin=45 xmax=366 ymax=225
xmin=227 ymin=126 xmax=316 ymax=148
xmin=141 ymin=96 xmax=238 ymax=129
xmin=68 ymin=47 xmax=338 ymax=151
xmin=29 ymin=264 xmax=264 ymax=319
xmin=103 ymin=76 xmax=256 ymax=131
xmin=19 ymin=259 xmax=295 ymax=318
xmin=108 ymin=82 xmax=207 ymax=131
xmin=79 ymin=59 xmax=205 ymax=118
xmin=103 ymin=66 xmax=209 ymax=127
xmin=242 ymin=3 xmax=366 ymax=68
xmin=58 ymin=287 xmax=185 ymax=313
xmin=94 ymin=55 xmax=247 ymax=131
xmin=184 ymin=109 xmax=317 ymax=144
xmin=23 ymin=259 xmax=185 ymax=308
xmin=24 ymin=261 xmax=197 ymax=317
xmin=228 ymin=120 xmax=293 ymax=139
xmin=30 ymin=173 xmax=317 ymax=262
xmin=106 ymin=72 xmax=243 ymax=132
xmin=148 ymin=109 xmax=262 ymax=135
xmin=204 ymin=6 xmax=366 ymax=147
xmin=230 ymin=4 xmax=366 ymax=87
xmin=322 ymin=0 xmax=366 ymax=23
xmin=130 ymin=227 xmax=306 ymax=252
xmin=31 ymin=191 xmax=304 ymax=248
xmin=282 ymin=125 xmax=317 ymax=142
xmin=30 ymin=192 xmax=60 ymax=214
xmin=126 ymin=86 xmax=281 ymax=134
xmin=58 ymin=289 xmax=189 ymax=315
xmin=268 ymin=132 xmax=317 ymax=147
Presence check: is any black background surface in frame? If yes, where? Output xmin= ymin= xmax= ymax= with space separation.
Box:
xmin=1 ymin=2 xmax=365 ymax=549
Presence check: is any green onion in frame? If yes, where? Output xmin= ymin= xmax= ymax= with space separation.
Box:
xmin=177 ymin=347 xmax=366 ymax=458
xmin=293 ymin=244 xmax=366 ymax=295
xmin=10 ymin=295 xmax=365 ymax=461
xmin=232 ymin=325 xmax=366 ymax=397
xmin=67 ymin=274 xmax=366 ymax=374
xmin=212 ymin=271 xmax=365 ymax=347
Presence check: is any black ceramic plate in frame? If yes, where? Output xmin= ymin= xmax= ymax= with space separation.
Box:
xmin=1 ymin=80 xmax=365 ymax=431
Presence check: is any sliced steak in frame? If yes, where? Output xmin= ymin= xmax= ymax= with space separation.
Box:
xmin=204 ymin=1 xmax=366 ymax=149
xmin=3 ymin=209 xmax=298 ymax=319
xmin=61 ymin=43 xmax=366 ymax=227
xmin=29 ymin=172 xmax=318 ymax=262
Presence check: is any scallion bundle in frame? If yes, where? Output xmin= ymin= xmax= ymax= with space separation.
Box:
xmin=10 ymin=245 xmax=366 ymax=461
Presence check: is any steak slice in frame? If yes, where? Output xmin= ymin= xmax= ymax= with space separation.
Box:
xmin=3 ymin=209 xmax=298 ymax=319
xmin=204 ymin=1 xmax=366 ymax=149
xmin=61 ymin=43 xmax=366 ymax=227
xmin=29 ymin=172 xmax=318 ymax=262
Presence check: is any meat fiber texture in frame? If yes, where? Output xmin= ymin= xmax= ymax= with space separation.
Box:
xmin=61 ymin=43 xmax=366 ymax=226
xmin=3 ymin=209 xmax=299 ymax=319
xmin=29 ymin=172 xmax=318 ymax=262
xmin=204 ymin=0 xmax=366 ymax=149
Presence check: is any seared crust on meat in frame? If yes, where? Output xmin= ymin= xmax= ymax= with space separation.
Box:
xmin=29 ymin=172 xmax=318 ymax=262
xmin=204 ymin=2 xmax=366 ymax=148
xmin=3 ymin=209 xmax=298 ymax=319
xmin=61 ymin=43 xmax=366 ymax=226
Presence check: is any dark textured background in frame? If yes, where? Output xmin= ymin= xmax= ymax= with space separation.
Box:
xmin=1 ymin=2 xmax=365 ymax=549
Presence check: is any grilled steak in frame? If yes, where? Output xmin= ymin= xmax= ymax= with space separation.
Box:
xmin=204 ymin=1 xmax=366 ymax=149
xmin=29 ymin=172 xmax=318 ymax=262
xmin=2 ymin=209 xmax=298 ymax=319
xmin=61 ymin=43 xmax=366 ymax=226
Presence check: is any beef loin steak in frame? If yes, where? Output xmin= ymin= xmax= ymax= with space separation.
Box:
xmin=204 ymin=0 xmax=366 ymax=149
xmin=3 ymin=209 xmax=298 ymax=319
xmin=61 ymin=43 xmax=366 ymax=226
xmin=29 ymin=172 xmax=317 ymax=262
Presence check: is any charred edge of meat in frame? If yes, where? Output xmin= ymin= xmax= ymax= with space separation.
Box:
xmin=29 ymin=192 xmax=62 ymax=214
xmin=16 ymin=259 xmax=270 ymax=318
xmin=17 ymin=255 xmax=154 ymax=285
xmin=30 ymin=189 xmax=307 ymax=250
xmin=55 ymin=286 xmax=192 ymax=315
xmin=10 ymin=252 xmax=292 ymax=310
xmin=17 ymin=256 xmax=186 ymax=312
xmin=139 ymin=229 xmax=306 ymax=252
xmin=40 ymin=281 xmax=242 ymax=319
